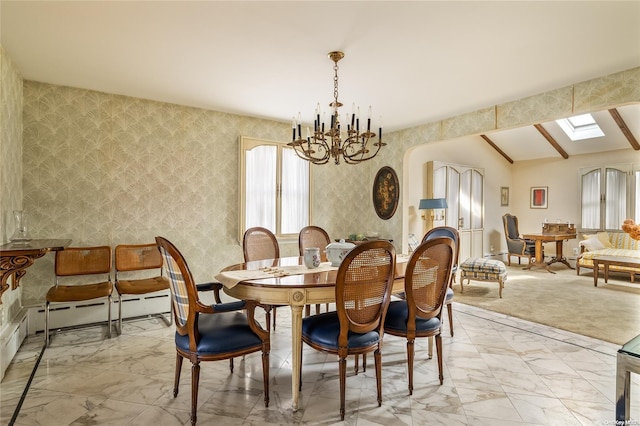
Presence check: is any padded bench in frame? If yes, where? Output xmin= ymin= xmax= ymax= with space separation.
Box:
xmin=460 ymin=257 xmax=508 ymax=298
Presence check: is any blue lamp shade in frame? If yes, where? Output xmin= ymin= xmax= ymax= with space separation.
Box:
xmin=419 ymin=198 xmax=448 ymax=210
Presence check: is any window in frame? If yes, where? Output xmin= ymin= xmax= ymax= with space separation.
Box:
xmin=556 ymin=113 xmax=604 ymax=141
xmin=580 ymin=164 xmax=639 ymax=231
xmin=240 ymin=136 xmax=310 ymax=240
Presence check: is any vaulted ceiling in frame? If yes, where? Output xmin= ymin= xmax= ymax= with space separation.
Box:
xmin=479 ymin=104 xmax=640 ymax=163
xmin=1 ymin=1 xmax=639 ymax=161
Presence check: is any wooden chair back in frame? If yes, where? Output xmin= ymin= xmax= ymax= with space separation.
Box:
xmin=55 ymin=246 xmax=112 ymax=277
xmin=243 ymin=227 xmax=279 ymax=262
xmin=422 ymin=226 xmax=460 ymax=270
xmin=115 ymin=243 xmax=163 ymax=272
xmin=155 ymin=237 xmax=198 ymax=334
xmin=335 ymin=240 xmax=395 ymax=350
xmin=404 ymin=237 xmax=454 ymax=329
xmin=298 ymin=226 xmax=331 ymax=255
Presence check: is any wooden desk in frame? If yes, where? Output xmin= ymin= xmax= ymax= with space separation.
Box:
xmin=218 ymin=255 xmax=407 ymax=411
xmin=0 ymin=239 xmax=71 ymax=303
xmin=521 ymin=232 xmax=576 ymax=273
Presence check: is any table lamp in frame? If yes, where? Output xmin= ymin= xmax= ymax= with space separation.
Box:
xmin=419 ymin=198 xmax=448 ymax=232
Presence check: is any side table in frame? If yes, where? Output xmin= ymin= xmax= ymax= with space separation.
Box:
xmin=617 ymin=333 xmax=640 ymax=422
xmin=0 ymin=239 xmax=71 ymax=303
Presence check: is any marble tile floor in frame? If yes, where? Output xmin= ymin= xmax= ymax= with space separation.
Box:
xmin=1 ymin=302 xmax=638 ymax=425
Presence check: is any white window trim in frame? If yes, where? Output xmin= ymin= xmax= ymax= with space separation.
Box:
xmin=239 ymin=136 xmax=312 ymax=243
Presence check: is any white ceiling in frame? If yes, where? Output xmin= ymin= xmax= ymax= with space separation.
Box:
xmin=1 ymin=1 xmax=639 ymax=161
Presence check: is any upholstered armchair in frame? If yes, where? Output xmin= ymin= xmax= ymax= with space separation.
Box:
xmin=502 ymin=213 xmax=536 ymax=266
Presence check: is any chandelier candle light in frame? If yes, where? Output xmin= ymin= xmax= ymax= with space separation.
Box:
xmin=288 ymin=51 xmax=384 ymax=165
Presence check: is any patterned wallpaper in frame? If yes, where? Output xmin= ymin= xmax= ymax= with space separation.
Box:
xmin=19 ymin=82 xmax=390 ymax=305
xmin=0 ymin=45 xmax=24 ymax=324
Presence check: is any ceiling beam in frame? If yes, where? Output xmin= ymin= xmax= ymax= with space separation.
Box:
xmin=609 ymin=108 xmax=640 ymax=150
xmin=480 ymin=135 xmax=514 ymax=164
xmin=534 ymin=124 xmax=569 ymax=159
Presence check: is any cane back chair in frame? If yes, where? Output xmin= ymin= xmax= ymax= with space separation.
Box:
xmin=114 ymin=243 xmax=171 ymax=334
xmin=300 ymin=240 xmax=396 ymax=420
xmin=45 ymin=246 xmax=113 ymax=347
xmin=384 ymin=237 xmax=454 ymax=394
xmin=243 ymin=226 xmax=280 ymax=330
xmin=299 ymin=225 xmax=332 ymax=315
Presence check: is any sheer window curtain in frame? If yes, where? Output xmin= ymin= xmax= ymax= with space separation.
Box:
xmin=281 ymin=148 xmax=309 ymax=234
xmin=471 ymin=170 xmax=483 ymax=229
xmin=581 ymin=169 xmax=600 ymax=230
xmin=246 ymin=145 xmax=276 ymax=230
xmin=581 ymin=166 xmax=631 ymax=231
xmin=245 ymin=145 xmax=309 ymax=235
xmin=605 ymin=168 xmax=627 ymax=230
xmin=636 ymin=171 xmax=640 ymax=223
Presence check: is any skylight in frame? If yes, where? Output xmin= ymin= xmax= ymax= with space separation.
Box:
xmin=556 ymin=113 xmax=604 ymax=141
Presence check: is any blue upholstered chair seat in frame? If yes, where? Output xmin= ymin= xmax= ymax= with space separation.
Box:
xmin=302 ymin=312 xmax=381 ymax=350
xmin=175 ymin=309 xmax=262 ymax=355
xmin=445 ymin=287 xmax=454 ymax=303
xmin=384 ymin=300 xmax=442 ymax=334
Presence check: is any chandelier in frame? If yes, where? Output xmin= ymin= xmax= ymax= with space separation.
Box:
xmin=288 ymin=51 xmax=384 ymax=165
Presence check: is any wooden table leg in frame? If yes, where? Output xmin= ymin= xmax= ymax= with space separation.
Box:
xmin=546 ymin=240 xmax=574 ymax=269
xmin=593 ymin=258 xmax=599 ymax=286
xmin=291 ymin=304 xmax=304 ymax=411
xmin=525 ymin=240 xmax=554 ymax=273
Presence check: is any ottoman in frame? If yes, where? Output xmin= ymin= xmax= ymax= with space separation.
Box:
xmin=460 ymin=257 xmax=507 ymax=298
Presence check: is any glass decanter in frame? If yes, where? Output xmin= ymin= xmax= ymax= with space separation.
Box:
xmin=10 ymin=210 xmax=31 ymax=242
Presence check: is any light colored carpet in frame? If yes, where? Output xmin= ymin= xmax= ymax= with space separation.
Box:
xmin=453 ymin=261 xmax=640 ymax=345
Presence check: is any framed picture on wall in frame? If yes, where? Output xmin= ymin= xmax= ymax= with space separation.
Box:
xmin=500 ymin=187 xmax=509 ymax=207
xmin=372 ymin=166 xmax=399 ymax=220
xmin=530 ymin=186 xmax=548 ymax=209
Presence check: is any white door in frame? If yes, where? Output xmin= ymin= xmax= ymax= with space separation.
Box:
xmin=430 ymin=162 xmax=484 ymax=260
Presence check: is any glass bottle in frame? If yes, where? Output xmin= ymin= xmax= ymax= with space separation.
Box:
xmin=10 ymin=210 xmax=30 ymax=242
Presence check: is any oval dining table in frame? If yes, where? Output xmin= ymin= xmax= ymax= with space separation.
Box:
xmin=217 ymin=254 xmax=408 ymax=411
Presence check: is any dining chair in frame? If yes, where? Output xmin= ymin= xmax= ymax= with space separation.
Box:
xmin=45 ymin=246 xmax=113 ymax=347
xmin=300 ymin=240 xmax=396 ymax=420
xmin=384 ymin=237 xmax=454 ymax=394
xmin=422 ymin=226 xmax=459 ymax=337
xmin=156 ymin=236 xmax=270 ymax=426
xmin=243 ymin=226 xmax=280 ymax=330
xmin=114 ymin=243 xmax=171 ymax=334
xmin=298 ymin=225 xmax=331 ymax=315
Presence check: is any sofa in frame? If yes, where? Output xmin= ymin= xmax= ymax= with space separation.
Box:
xmin=576 ymin=232 xmax=640 ymax=282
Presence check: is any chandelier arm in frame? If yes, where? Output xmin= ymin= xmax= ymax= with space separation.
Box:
xmin=342 ymin=134 xmax=383 ymax=163
xmin=288 ymin=136 xmax=332 ymax=164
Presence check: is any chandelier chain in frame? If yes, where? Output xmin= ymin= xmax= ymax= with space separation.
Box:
xmin=333 ymin=62 xmax=339 ymax=108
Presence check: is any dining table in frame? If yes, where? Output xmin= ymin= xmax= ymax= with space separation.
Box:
xmin=216 ymin=254 xmax=408 ymax=411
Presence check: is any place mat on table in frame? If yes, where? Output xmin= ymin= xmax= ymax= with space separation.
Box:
xmin=216 ymin=262 xmax=337 ymax=288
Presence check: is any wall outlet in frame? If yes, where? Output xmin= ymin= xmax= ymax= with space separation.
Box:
xmin=490 ymin=245 xmax=494 ymax=252
xmin=572 ymin=247 xmax=579 ymax=255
